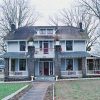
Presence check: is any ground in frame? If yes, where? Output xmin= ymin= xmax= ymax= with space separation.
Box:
xmin=54 ymin=79 xmax=100 ymax=100
xmin=0 ymin=83 xmax=29 ymax=100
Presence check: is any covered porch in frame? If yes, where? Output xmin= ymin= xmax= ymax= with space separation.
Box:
xmin=60 ymin=51 xmax=89 ymax=78
xmin=87 ymin=57 xmax=100 ymax=76
xmin=2 ymin=52 xmax=29 ymax=78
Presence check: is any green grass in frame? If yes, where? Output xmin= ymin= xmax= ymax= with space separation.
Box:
xmin=0 ymin=83 xmax=28 ymax=99
xmin=55 ymin=80 xmax=100 ymax=100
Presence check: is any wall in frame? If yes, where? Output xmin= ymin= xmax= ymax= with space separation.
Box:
xmin=7 ymin=41 xmax=19 ymax=52
xmin=73 ymin=41 xmax=86 ymax=51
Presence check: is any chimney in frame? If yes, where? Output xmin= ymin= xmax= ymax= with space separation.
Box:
xmin=11 ymin=24 xmax=16 ymax=32
xmin=79 ymin=22 xmax=83 ymax=32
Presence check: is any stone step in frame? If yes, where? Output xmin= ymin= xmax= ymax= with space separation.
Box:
xmin=35 ymin=76 xmax=55 ymax=81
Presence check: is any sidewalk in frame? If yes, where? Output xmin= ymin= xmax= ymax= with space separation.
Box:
xmin=19 ymin=82 xmax=52 ymax=100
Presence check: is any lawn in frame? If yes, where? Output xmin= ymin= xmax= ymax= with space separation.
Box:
xmin=0 ymin=82 xmax=28 ymax=99
xmin=55 ymin=79 xmax=100 ymax=100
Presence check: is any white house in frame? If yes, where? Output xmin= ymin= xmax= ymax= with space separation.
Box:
xmin=2 ymin=24 xmax=92 ymax=81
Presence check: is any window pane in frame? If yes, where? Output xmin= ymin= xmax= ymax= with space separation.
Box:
xmin=19 ymin=59 xmax=26 ymax=71
xmin=20 ymin=41 xmax=26 ymax=51
xmin=11 ymin=59 xmax=16 ymax=71
xmin=66 ymin=41 xmax=72 ymax=50
xmin=47 ymin=29 xmax=53 ymax=34
xmin=66 ymin=59 xmax=73 ymax=70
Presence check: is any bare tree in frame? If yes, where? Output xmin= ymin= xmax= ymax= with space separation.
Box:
xmin=80 ymin=0 xmax=100 ymax=20
xmin=0 ymin=0 xmax=39 ymax=52
xmin=49 ymin=7 xmax=99 ymax=51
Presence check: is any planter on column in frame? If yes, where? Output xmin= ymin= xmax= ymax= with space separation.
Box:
xmin=82 ymin=57 xmax=87 ymax=78
xmin=27 ymin=45 xmax=35 ymax=80
xmin=54 ymin=39 xmax=61 ymax=78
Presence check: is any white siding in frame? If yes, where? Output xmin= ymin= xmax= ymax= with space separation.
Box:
xmin=7 ymin=42 xmax=19 ymax=52
xmin=73 ymin=41 xmax=86 ymax=51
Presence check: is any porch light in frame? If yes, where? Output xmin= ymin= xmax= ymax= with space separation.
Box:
xmin=28 ymin=37 xmax=34 ymax=46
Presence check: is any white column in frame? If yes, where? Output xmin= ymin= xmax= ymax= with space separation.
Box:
xmin=9 ymin=58 xmax=11 ymax=72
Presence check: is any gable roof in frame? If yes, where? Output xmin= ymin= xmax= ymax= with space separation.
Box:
xmin=5 ymin=26 xmax=89 ymax=40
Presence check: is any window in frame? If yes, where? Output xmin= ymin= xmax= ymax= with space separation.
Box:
xmin=40 ymin=29 xmax=46 ymax=34
xmin=19 ymin=59 xmax=26 ymax=71
xmin=66 ymin=41 xmax=73 ymax=51
xmin=20 ymin=41 xmax=26 ymax=51
xmin=11 ymin=59 xmax=16 ymax=71
xmin=47 ymin=29 xmax=53 ymax=34
xmin=66 ymin=59 xmax=73 ymax=70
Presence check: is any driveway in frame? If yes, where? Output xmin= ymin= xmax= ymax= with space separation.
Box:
xmin=19 ymin=82 xmax=52 ymax=100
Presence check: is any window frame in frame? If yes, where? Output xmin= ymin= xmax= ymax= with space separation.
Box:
xmin=19 ymin=59 xmax=26 ymax=71
xmin=66 ymin=40 xmax=73 ymax=51
xmin=19 ymin=41 xmax=26 ymax=51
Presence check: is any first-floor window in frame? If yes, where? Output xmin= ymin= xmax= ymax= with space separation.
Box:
xmin=19 ymin=59 xmax=26 ymax=71
xmin=66 ymin=59 xmax=73 ymax=70
xmin=11 ymin=59 xmax=16 ymax=71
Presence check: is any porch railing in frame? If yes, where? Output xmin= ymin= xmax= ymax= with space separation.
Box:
xmin=35 ymin=48 xmax=54 ymax=54
xmin=87 ymin=70 xmax=100 ymax=75
xmin=0 ymin=70 xmax=4 ymax=78
xmin=61 ymin=71 xmax=82 ymax=77
xmin=9 ymin=71 xmax=28 ymax=77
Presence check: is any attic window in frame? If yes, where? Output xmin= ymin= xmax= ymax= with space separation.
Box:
xmin=40 ymin=29 xmax=46 ymax=34
xmin=47 ymin=29 xmax=53 ymax=34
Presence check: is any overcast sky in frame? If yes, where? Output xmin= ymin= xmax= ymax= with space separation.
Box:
xmin=30 ymin=0 xmax=74 ymax=25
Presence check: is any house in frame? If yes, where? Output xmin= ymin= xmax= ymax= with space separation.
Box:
xmin=2 ymin=24 xmax=91 ymax=81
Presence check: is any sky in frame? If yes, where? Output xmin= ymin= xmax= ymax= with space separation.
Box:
xmin=30 ymin=0 xmax=74 ymax=25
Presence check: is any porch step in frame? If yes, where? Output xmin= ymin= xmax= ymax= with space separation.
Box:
xmin=35 ymin=76 xmax=55 ymax=81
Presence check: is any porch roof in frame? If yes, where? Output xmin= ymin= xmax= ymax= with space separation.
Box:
xmin=1 ymin=52 xmax=29 ymax=58
xmin=60 ymin=51 xmax=90 ymax=58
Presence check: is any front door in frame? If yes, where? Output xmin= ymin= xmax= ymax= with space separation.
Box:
xmin=44 ymin=42 xmax=48 ymax=54
xmin=44 ymin=62 xmax=49 ymax=75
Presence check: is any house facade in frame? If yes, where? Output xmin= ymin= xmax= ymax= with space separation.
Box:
xmin=2 ymin=25 xmax=90 ymax=81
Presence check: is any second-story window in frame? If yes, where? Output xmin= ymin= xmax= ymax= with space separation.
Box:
xmin=66 ymin=41 xmax=73 ymax=51
xmin=47 ymin=29 xmax=53 ymax=34
xmin=20 ymin=41 xmax=26 ymax=51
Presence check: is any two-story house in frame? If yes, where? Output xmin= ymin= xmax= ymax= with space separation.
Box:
xmin=2 ymin=24 xmax=90 ymax=81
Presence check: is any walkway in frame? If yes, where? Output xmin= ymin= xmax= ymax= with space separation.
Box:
xmin=19 ymin=82 xmax=52 ymax=100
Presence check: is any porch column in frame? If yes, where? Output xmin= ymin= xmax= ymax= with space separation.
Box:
xmin=54 ymin=45 xmax=61 ymax=78
xmin=82 ymin=57 xmax=87 ymax=78
xmin=4 ymin=58 xmax=9 ymax=81
xmin=27 ymin=46 xmax=35 ymax=79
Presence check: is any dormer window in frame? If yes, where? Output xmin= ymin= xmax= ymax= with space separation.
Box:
xmin=20 ymin=41 xmax=26 ymax=51
xmin=39 ymin=29 xmax=53 ymax=35
xmin=40 ymin=29 xmax=46 ymax=34
xmin=47 ymin=29 xmax=53 ymax=34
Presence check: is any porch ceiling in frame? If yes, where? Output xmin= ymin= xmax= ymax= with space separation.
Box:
xmin=60 ymin=51 xmax=90 ymax=58
xmin=1 ymin=52 xmax=29 ymax=58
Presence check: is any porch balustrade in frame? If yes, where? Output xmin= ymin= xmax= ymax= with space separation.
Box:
xmin=9 ymin=71 xmax=28 ymax=77
xmin=35 ymin=48 xmax=54 ymax=54
xmin=87 ymin=70 xmax=100 ymax=75
xmin=0 ymin=71 xmax=4 ymax=78
xmin=61 ymin=71 xmax=82 ymax=77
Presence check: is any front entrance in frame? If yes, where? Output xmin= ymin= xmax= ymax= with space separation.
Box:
xmin=39 ymin=61 xmax=54 ymax=76
xmin=44 ymin=62 xmax=49 ymax=75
